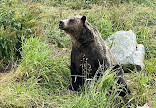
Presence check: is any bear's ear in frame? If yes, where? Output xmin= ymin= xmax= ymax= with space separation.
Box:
xmin=81 ymin=16 xmax=86 ymax=24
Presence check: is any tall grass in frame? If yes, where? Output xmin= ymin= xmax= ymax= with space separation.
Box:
xmin=63 ymin=67 xmax=132 ymax=108
xmin=0 ymin=36 xmax=70 ymax=107
xmin=18 ymin=36 xmax=70 ymax=89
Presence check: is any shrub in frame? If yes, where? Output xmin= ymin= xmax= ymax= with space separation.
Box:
xmin=0 ymin=1 xmax=20 ymax=71
xmin=0 ymin=0 xmax=42 ymax=71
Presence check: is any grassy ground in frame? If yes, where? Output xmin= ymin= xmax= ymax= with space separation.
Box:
xmin=0 ymin=0 xmax=156 ymax=107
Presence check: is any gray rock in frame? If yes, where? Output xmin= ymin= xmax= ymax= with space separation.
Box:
xmin=137 ymin=101 xmax=154 ymax=108
xmin=106 ymin=30 xmax=145 ymax=72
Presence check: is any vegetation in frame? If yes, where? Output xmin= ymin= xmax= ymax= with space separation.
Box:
xmin=0 ymin=0 xmax=42 ymax=72
xmin=0 ymin=0 xmax=155 ymax=107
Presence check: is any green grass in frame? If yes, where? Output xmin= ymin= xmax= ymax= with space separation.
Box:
xmin=0 ymin=0 xmax=42 ymax=72
xmin=62 ymin=68 xmax=123 ymax=108
xmin=0 ymin=0 xmax=156 ymax=107
xmin=0 ymin=36 xmax=70 ymax=107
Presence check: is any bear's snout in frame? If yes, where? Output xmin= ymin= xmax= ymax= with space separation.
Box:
xmin=59 ymin=21 xmax=64 ymax=29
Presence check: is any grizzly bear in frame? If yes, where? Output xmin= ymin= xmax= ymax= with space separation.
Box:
xmin=59 ymin=14 xmax=130 ymax=97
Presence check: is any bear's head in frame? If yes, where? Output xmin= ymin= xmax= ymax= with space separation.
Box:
xmin=59 ymin=14 xmax=95 ymax=47
xmin=59 ymin=14 xmax=86 ymax=36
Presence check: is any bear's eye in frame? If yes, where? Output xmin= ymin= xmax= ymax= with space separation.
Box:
xmin=69 ymin=19 xmax=74 ymax=23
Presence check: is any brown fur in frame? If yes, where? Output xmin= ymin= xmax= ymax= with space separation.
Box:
xmin=59 ymin=14 xmax=130 ymax=97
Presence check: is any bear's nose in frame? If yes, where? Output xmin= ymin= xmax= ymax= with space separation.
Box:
xmin=59 ymin=21 xmax=64 ymax=29
xmin=59 ymin=21 xmax=64 ymax=26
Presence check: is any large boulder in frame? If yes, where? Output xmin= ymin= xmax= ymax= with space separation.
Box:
xmin=106 ymin=30 xmax=145 ymax=72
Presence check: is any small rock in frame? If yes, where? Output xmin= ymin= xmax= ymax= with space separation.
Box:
xmin=137 ymin=102 xmax=154 ymax=108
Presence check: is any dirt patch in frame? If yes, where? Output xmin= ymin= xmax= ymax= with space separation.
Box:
xmin=49 ymin=44 xmax=71 ymax=57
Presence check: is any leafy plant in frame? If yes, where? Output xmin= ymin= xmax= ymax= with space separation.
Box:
xmin=0 ymin=0 xmax=42 ymax=71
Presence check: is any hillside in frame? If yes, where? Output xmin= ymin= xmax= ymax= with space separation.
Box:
xmin=0 ymin=0 xmax=156 ymax=107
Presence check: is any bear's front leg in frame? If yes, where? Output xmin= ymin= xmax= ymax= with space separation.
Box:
xmin=117 ymin=77 xmax=131 ymax=97
xmin=68 ymin=76 xmax=84 ymax=91
xmin=68 ymin=61 xmax=85 ymax=91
